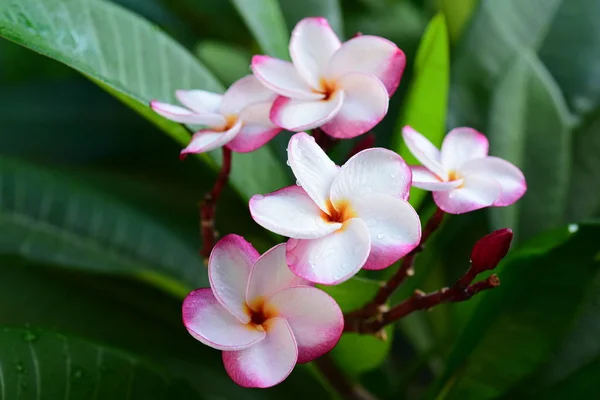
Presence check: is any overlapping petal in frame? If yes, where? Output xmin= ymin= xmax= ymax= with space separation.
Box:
xmin=286 ymin=218 xmax=370 ymax=285
xmin=440 ymin=127 xmax=489 ymax=171
xmin=246 ymin=244 xmax=309 ymax=308
xmin=265 ymin=287 xmax=343 ymax=363
xmin=326 ymin=35 xmax=406 ymax=95
xmin=150 ymin=101 xmax=226 ymax=126
xmin=320 ymin=73 xmax=388 ymax=138
xmin=175 ymin=90 xmax=223 ymax=114
xmin=223 ymin=317 xmax=297 ymax=388
xmin=180 ymin=120 xmax=242 ymax=157
xmin=220 ymin=75 xmax=277 ymax=115
xmin=411 ymin=166 xmax=463 ymax=191
xmin=227 ymin=103 xmax=281 ymax=152
xmin=252 ymin=56 xmax=324 ymax=100
xmin=290 ymin=17 xmax=341 ymax=89
xmin=433 ymin=175 xmax=502 ymax=214
xmin=208 ymin=234 xmax=259 ymax=323
xmin=287 ymin=132 xmax=340 ymax=212
xmin=270 ymin=91 xmax=344 ymax=132
xmin=352 ymin=194 xmax=421 ymax=270
xmin=402 ymin=126 xmax=447 ymax=179
xmin=330 ymin=148 xmax=412 ymax=203
xmin=249 ymin=185 xmax=342 ymax=239
xmin=461 ymin=157 xmax=526 ymax=206
xmin=182 ymin=289 xmax=265 ymax=350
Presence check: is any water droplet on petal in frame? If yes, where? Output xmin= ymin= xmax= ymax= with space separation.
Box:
xmin=568 ymin=224 xmax=579 ymax=233
xmin=296 ymin=180 xmax=302 ymax=187
xmin=377 ymin=233 xmax=385 ymax=239
xmin=253 ymin=194 xmax=265 ymax=200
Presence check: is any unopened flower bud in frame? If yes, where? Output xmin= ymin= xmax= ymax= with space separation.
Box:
xmin=470 ymin=228 xmax=513 ymax=272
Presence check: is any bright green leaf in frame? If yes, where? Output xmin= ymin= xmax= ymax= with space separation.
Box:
xmin=440 ymin=0 xmax=479 ymax=43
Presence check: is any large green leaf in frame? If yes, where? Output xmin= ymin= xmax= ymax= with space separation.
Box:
xmin=0 ymin=0 xmax=288 ymax=199
xmin=0 ymin=326 xmax=201 ymax=399
xmin=440 ymin=0 xmax=479 ymax=43
xmin=488 ymin=52 xmax=572 ymax=241
xmin=0 ymin=156 xmax=205 ymax=297
xmin=433 ymin=223 xmax=600 ymax=400
xmin=230 ymin=0 xmax=289 ymax=59
xmin=394 ymin=13 xmax=449 ymax=209
xmin=279 ymin=0 xmax=344 ymax=37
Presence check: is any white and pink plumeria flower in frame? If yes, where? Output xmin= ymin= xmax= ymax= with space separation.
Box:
xmin=150 ymin=75 xmax=281 ymax=157
xmin=402 ymin=126 xmax=527 ymax=214
xmin=249 ymin=132 xmax=421 ymax=285
xmin=182 ymin=234 xmax=343 ymax=388
xmin=251 ymin=17 xmax=405 ymax=139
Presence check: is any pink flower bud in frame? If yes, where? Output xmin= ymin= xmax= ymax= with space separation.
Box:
xmin=470 ymin=228 xmax=513 ymax=272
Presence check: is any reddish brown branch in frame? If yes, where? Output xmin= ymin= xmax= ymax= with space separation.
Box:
xmin=312 ymin=128 xmax=337 ymax=153
xmin=346 ymin=133 xmax=375 ymax=160
xmin=200 ymin=147 xmax=232 ymax=260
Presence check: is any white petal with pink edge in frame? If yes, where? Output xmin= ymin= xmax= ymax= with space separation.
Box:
xmin=402 ymin=126 xmax=447 ymax=179
xmin=249 ymin=185 xmax=342 ymax=239
xmin=208 ymin=234 xmax=259 ymax=323
xmin=352 ymin=194 xmax=421 ymax=270
xmin=290 ymin=17 xmax=341 ymax=89
xmin=287 ymin=132 xmax=340 ymax=212
xmin=223 ymin=317 xmax=298 ymax=388
xmin=180 ymin=121 xmax=242 ymax=156
xmin=330 ymin=148 xmax=412 ymax=204
xmin=433 ymin=175 xmax=502 ymax=214
xmin=246 ymin=244 xmax=310 ymax=308
xmin=182 ymin=288 xmax=265 ymax=351
xmin=150 ymin=101 xmax=226 ymax=126
xmin=270 ymin=92 xmax=344 ymax=132
xmin=460 ymin=157 xmax=526 ymax=206
xmin=265 ymin=286 xmax=342 ymax=363
xmin=320 ymin=73 xmax=388 ymax=139
xmin=227 ymin=103 xmax=281 ymax=152
xmin=286 ymin=218 xmax=370 ymax=285
xmin=252 ymin=56 xmax=324 ymax=100
xmin=175 ymin=90 xmax=223 ymax=114
xmin=326 ymin=35 xmax=406 ymax=95
xmin=440 ymin=127 xmax=489 ymax=171
xmin=411 ymin=166 xmax=463 ymax=191
xmin=220 ymin=75 xmax=277 ymax=115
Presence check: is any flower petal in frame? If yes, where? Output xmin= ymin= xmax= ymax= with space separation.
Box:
xmin=220 ymin=75 xmax=277 ymax=115
xmin=175 ymin=90 xmax=223 ymax=114
xmin=180 ymin=120 xmax=242 ymax=156
xmin=330 ymin=148 xmax=412 ymax=205
xmin=411 ymin=166 xmax=463 ymax=191
xmin=223 ymin=317 xmax=298 ymax=388
xmin=440 ymin=127 xmax=489 ymax=171
xmin=150 ymin=101 xmax=226 ymax=126
xmin=460 ymin=157 xmax=527 ymax=206
xmin=270 ymin=91 xmax=344 ymax=132
xmin=286 ymin=218 xmax=371 ymax=285
xmin=265 ymin=286 xmax=343 ymax=363
xmin=401 ymin=126 xmax=447 ymax=179
xmin=182 ymin=288 xmax=265 ymax=351
xmin=249 ymin=185 xmax=342 ymax=239
xmin=326 ymin=35 xmax=406 ymax=95
xmin=433 ymin=175 xmax=502 ymax=214
xmin=209 ymin=234 xmax=260 ymax=323
xmin=246 ymin=244 xmax=310 ymax=307
xmin=252 ymin=55 xmax=324 ymax=100
xmin=287 ymin=132 xmax=340 ymax=212
xmin=320 ymin=73 xmax=388 ymax=139
xmin=227 ymin=103 xmax=281 ymax=152
xmin=352 ymin=194 xmax=421 ymax=270
xmin=290 ymin=17 xmax=341 ymax=90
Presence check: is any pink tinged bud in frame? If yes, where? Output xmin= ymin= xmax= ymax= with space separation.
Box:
xmin=470 ymin=228 xmax=513 ymax=272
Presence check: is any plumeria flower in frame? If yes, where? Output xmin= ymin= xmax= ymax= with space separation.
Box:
xmin=150 ymin=75 xmax=280 ymax=157
xmin=182 ymin=235 xmax=343 ymax=388
xmin=251 ymin=17 xmax=405 ymax=139
xmin=249 ymin=132 xmax=421 ymax=285
xmin=402 ymin=126 xmax=527 ymax=214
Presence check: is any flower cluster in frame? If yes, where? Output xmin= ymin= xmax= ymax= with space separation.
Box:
xmin=154 ymin=17 xmax=527 ymax=388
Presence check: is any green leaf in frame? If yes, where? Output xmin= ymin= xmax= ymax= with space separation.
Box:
xmin=0 ymin=326 xmax=201 ymax=399
xmin=279 ymin=0 xmax=344 ymax=37
xmin=394 ymin=13 xmax=449 ymax=209
xmin=488 ymin=52 xmax=572 ymax=241
xmin=440 ymin=0 xmax=479 ymax=43
xmin=320 ymin=278 xmax=392 ymax=376
xmin=0 ymin=0 xmax=289 ymax=200
xmin=230 ymin=0 xmax=289 ymax=59
xmin=433 ymin=223 xmax=600 ymax=400
xmin=0 ymin=156 xmax=205 ymax=297
xmin=195 ymin=40 xmax=251 ymax=86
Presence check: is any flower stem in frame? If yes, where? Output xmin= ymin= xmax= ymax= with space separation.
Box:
xmin=313 ymin=355 xmax=380 ymax=400
xmin=199 ymin=147 xmax=232 ymax=261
